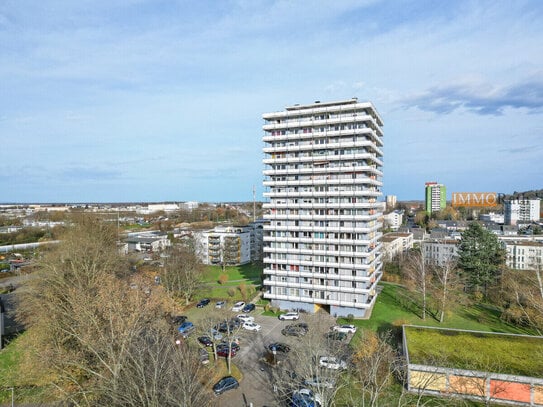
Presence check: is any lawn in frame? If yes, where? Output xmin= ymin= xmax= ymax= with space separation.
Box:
xmin=194 ymin=263 xmax=263 ymax=302
xmin=404 ymin=325 xmax=543 ymax=378
xmin=203 ymin=263 xmax=262 ymax=284
xmin=344 ymin=283 xmax=532 ymax=335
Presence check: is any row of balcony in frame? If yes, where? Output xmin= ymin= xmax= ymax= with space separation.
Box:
xmin=263 ymin=165 xmax=382 ymax=176
xmin=262 ymin=114 xmax=383 ymax=137
xmin=263 ymin=153 xmax=383 ymax=166
xmin=263 ymin=141 xmax=384 ymax=157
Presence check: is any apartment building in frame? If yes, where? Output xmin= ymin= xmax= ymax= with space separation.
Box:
xmin=504 ymin=199 xmax=541 ymax=225
xmin=422 ymin=238 xmax=459 ymax=266
xmin=381 ymin=232 xmax=414 ymax=261
xmin=195 ymin=226 xmax=252 ymax=266
xmin=262 ymin=98 xmax=384 ymax=317
xmin=425 ymin=182 xmax=446 ymax=214
xmin=503 ymin=239 xmax=543 ymax=270
xmin=384 ymin=210 xmax=404 ymax=230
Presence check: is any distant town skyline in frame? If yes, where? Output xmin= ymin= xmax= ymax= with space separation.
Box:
xmin=1 ymin=1 xmax=542 ymax=203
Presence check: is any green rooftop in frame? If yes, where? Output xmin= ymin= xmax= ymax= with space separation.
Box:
xmin=404 ymin=325 xmax=543 ymax=378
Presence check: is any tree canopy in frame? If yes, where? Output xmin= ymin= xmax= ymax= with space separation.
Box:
xmin=458 ymin=222 xmax=505 ymax=297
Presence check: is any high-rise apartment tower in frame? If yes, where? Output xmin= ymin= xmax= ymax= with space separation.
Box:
xmin=262 ymin=98 xmax=384 ymax=317
xmin=425 ymin=182 xmax=446 ymax=214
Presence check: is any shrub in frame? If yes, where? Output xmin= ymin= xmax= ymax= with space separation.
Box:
xmin=218 ymin=274 xmax=229 ymax=285
xmin=264 ymin=303 xmax=271 ymax=312
xmin=238 ymin=283 xmax=247 ymax=300
xmin=227 ymin=288 xmax=236 ymax=297
xmin=345 ymin=314 xmax=354 ymax=323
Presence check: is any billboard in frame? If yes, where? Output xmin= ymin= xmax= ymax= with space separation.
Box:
xmin=451 ymin=192 xmax=499 ymax=208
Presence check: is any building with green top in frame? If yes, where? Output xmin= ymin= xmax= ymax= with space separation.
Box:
xmin=425 ymin=182 xmax=446 ymax=214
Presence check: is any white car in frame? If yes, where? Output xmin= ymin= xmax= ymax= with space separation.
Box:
xmin=279 ymin=311 xmax=300 ymax=321
xmin=236 ymin=314 xmax=255 ymax=323
xmin=231 ymin=301 xmax=246 ymax=312
xmin=242 ymin=322 xmax=262 ymax=332
xmin=215 ymin=301 xmax=226 ymax=309
xmin=319 ymin=356 xmax=347 ymax=370
xmin=332 ymin=324 xmax=357 ymax=334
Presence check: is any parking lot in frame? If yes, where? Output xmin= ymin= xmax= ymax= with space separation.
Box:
xmin=185 ymin=304 xmax=336 ymax=407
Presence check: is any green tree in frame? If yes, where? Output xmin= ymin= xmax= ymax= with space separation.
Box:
xmin=458 ymin=222 xmax=505 ymax=297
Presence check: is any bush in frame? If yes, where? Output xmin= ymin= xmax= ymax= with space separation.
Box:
xmin=345 ymin=314 xmax=354 ymax=323
xmin=238 ymin=283 xmax=247 ymax=300
xmin=218 ymin=274 xmax=229 ymax=285
xmin=264 ymin=303 xmax=271 ymax=312
xmin=271 ymin=306 xmax=279 ymax=314
xmin=227 ymin=288 xmax=236 ymax=297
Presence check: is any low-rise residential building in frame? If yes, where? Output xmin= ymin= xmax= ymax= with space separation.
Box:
xmin=381 ymin=232 xmax=414 ymax=261
xmin=124 ymin=231 xmax=171 ymax=252
xmin=422 ymin=238 xmax=459 ymax=266
xmin=384 ymin=210 xmax=404 ymax=231
xmin=503 ymin=239 xmax=543 ymax=270
xmin=195 ymin=225 xmax=253 ymax=266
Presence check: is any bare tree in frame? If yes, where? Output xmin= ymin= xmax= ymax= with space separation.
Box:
xmin=349 ymin=330 xmax=401 ymax=407
xmin=271 ymin=314 xmax=348 ymax=407
xmin=403 ymin=249 xmax=431 ymax=320
xmin=432 ymin=258 xmax=462 ymax=323
xmin=160 ymin=243 xmax=204 ymax=305
xmin=17 ymin=216 xmax=213 ymax=406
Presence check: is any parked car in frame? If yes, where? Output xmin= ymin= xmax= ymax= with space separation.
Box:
xmin=279 ymin=312 xmax=300 ymax=321
xmin=236 ymin=314 xmax=255 ymax=323
xmin=217 ymin=342 xmax=240 ymax=352
xmin=213 ymin=376 xmax=239 ymax=395
xmin=242 ymin=322 xmax=262 ymax=332
xmin=209 ymin=328 xmax=223 ymax=341
xmin=171 ymin=315 xmax=187 ymax=325
xmin=199 ymin=348 xmax=210 ymax=365
xmin=267 ymin=342 xmax=291 ymax=353
xmin=216 ymin=346 xmax=238 ymax=358
xmin=196 ymin=298 xmax=210 ymax=308
xmin=242 ymin=303 xmax=256 ymax=313
xmin=303 ymin=376 xmax=336 ymax=389
xmin=281 ymin=325 xmax=307 ymax=337
xmin=319 ymin=356 xmax=347 ymax=370
xmin=326 ymin=331 xmax=347 ymax=341
xmin=290 ymin=388 xmax=322 ymax=407
xmin=332 ymin=324 xmax=357 ymax=334
xmin=178 ymin=321 xmax=195 ymax=337
xmin=197 ymin=336 xmax=214 ymax=347
xmin=231 ymin=301 xmax=246 ymax=312
xmin=215 ymin=300 xmax=226 ymax=309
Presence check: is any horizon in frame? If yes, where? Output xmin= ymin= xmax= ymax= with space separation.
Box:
xmin=1 ymin=1 xmax=542 ymax=202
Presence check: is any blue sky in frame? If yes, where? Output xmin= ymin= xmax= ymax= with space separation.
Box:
xmin=1 ymin=0 xmax=542 ymax=203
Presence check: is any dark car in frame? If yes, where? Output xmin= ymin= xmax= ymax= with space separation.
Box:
xmin=268 ymin=342 xmax=291 ymax=353
xmin=199 ymin=348 xmax=210 ymax=365
xmin=216 ymin=346 xmax=238 ymax=358
xmin=242 ymin=303 xmax=256 ymax=313
xmin=171 ymin=315 xmax=187 ymax=325
xmin=213 ymin=376 xmax=239 ymax=395
xmin=282 ymin=322 xmax=309 ymax=337
xmin=198 ymin=336 xmax=214 ymax=347
xmin=196 ymin=298 xmax=210 ymax=308
xmin=217 ymin=342 xmax=240 ymax=352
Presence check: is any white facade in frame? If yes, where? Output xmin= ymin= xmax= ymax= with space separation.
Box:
xmin=384 ymin=210 xmax=403 ymax=230
xmin=195 ymin=226 xmax=252 ymax=266
xmin=262 ymin=98 xmax=384 ymax=318
xmin=504 ymin=199 xmax=541 ymax=225
xmin=503 ymin=240 xmax=543 ymax=270
xmin=422 ymin=239 xmax=459 ymax=266
xmin=381 ymin=232 xmax=414 ymax=261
